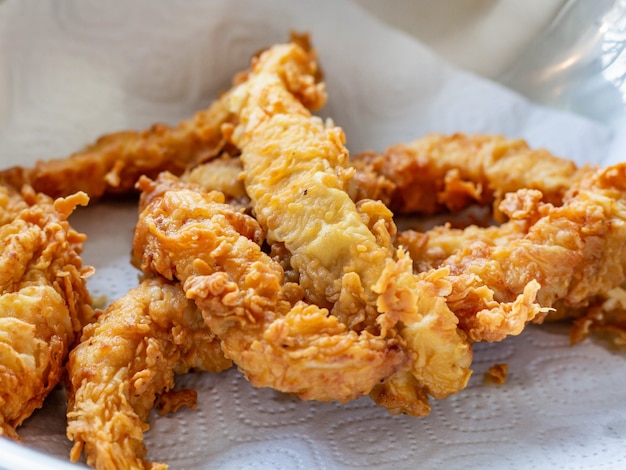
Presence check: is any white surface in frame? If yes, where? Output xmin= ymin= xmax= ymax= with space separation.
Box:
xmin=355 ymin=0 xmax=567 ymax=78
xmin=0 ymin=1 xmax=625 ymax=469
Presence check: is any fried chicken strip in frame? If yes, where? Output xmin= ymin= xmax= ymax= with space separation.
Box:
xmin=66 ymin=277 xmax=231 ymax=470
xmin=227 ymin=39 xmax=393 ymax=328
xmin=0 ymin=88 xmax=237 ymax=202
xmin=0 ymin=184 xmax=94 ymax=439
xmin=400 ymin=164 xmax=626 ymax=343
xmin=133 ymin=174 xmax=405 ymax=402
xmin=181 ymin=156 xmax=249 ymax=211
xmin=353 ymin=133 xmax=588 ymax=218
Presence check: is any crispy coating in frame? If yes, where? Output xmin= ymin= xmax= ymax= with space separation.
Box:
xmin=66 ymin=277 xmax=231 ymax=470
xmin=399 ymin=164 xmax=626 ymax=342
xmin=370 ymin=254 xmax=475 ymax=413
xmin=347 ymin=156 xmax=396 ymax=207
xmin=133 ymin=175 xmax=405 ymax=402
xmin=368 ymin=370 xmax=432 ymax=416
xmin=0 ymin=94 xmax=237 ymax=201
xmin=569 ymin=284 xmax=626 ymax=345
xmin=353 ymin=133 xmax=588 ymax=218
xmin=181 ymin=157 xmax=250 ymax=211
xmin=179 ymin=154 xmax=395 ymax=217
xmin=0 ymin=184 xmax=94 ymax=439
xmin=399 ymin=218 xmax=531 ymax=274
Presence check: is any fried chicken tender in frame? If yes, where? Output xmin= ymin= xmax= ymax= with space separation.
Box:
xmin=181 ymin=157 xmax=249 ymax=211
xmin=353 ymin=133 xmax=588 ymax=218
xmin=133 ymin=174 xmax=405 ymax=402
xmin=399 ymin=164 xmax=626 ymax=343
xmin=224 ymin=39 xmax=395 ymax=331
xmin=227 ymin=40 xmax=393 ymax=328
xmin=223 ymin=41 xmax=472 ymax=414
xmin=66 ymin=277 xmax=231 ymax=470
xmin=0 ymin=183 xmax=94 ymax=439
xmin=0 ymin=92 xmax=237 ymax=201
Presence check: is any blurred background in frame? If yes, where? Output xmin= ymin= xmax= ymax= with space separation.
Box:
xmin=357 ymin=0 xmax=566 ymax=78
xmin=358 ymin=0 xmax=625 ymax=129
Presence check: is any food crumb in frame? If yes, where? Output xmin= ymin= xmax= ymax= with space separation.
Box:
xmin=157 ymin=389 xmax=198 ymax=415
xmin=484 ymin=363 xmax=508 ymax=385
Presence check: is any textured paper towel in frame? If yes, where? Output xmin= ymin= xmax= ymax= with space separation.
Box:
xmin=0 ymin=1 xmax=625 ymax=469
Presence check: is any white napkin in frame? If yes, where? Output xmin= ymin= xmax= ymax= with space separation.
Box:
xmin=0 ymin=1 xmax=624 ymax=469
